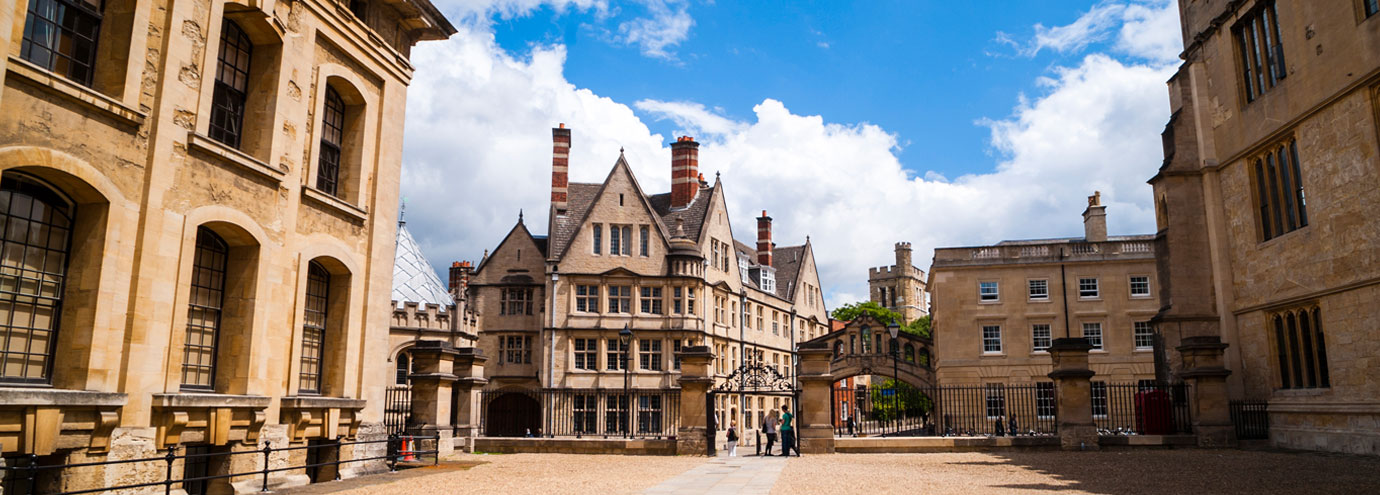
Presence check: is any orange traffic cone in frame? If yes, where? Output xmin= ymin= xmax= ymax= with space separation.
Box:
xmin=401 ymin=436 xmax=417 ymax=462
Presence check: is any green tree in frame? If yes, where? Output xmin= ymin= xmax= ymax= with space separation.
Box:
xmin=868 ymin=378 xmax=932 ymax=422
xmin=905 ymin=315 xmax=931 ymax=339
xmin=831 ymin=302 xmax=931 ymax=339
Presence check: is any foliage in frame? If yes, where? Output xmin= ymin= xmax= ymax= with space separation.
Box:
xmin=867 ymin=379 xmax=932 ymax=421
xmin=830 ymin=301 xmax=903 ymax=326
xmin=905 ymin=315 xmax=931 ymax=339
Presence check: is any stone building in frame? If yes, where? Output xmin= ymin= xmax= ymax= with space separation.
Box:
xmin=461 ymin=127 xmax=830 ymax=438
xmin=868 ymin=242 xmax=929 ymax=323
xmin=387 ymin=221 xmax=477 ymax=386
xmin=1150 ymin=0 xmax=1380 ymax=454
xmin=0 ymin=0 xmax=452 ymax=492
xmin=928 ymin=193 xmax=1160 ymax=395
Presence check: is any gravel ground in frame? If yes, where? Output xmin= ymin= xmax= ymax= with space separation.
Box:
xmin=327 ymin=453 xmax=704 ymax=495
xmin=772 ymin=450 xmax=1380 ymax=495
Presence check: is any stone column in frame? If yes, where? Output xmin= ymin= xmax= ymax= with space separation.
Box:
xmin=796 ymin=341 xmax=835 ymax=454
xmin=1177 ymin=336 xmax=1236 ymax=447
xmin=675 ymin=346 xmax=715 ymax=455
xmin=450 ymin=347 xmax=489 ymax=453
xmin=1048 ymin=338 xmax=1098 ymax=451
xmin=407 ymin=340 xmax=459 ymax=458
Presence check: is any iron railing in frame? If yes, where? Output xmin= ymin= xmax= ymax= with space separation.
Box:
xmin=1094 ymin=382 xmax=1192 ymax=435
xmin=384 ymin=385 xmax=412 ymax=435
xmin=832 ymin=384 xmax=1058 ymax=437
xmin=479 ymin=388 xmax=681 ymax=439
xmin=1230 ymin=400 xmax=1270 ymax=440
xmin=0 ymin=435 xmax=437 ymax=495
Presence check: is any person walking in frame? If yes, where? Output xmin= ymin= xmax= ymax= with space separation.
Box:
xmin=779 ymin=404 xmax=797 ymax=456
xmin=726 ymin=419 xmax=739 ymax=457
xmin=761 ymin=410 xmax=779 ymax=456
xmin=1009 ymin=416 xmax=1019 ymax=437
xmin=994 ymin=416 xmax=1006 ymax=437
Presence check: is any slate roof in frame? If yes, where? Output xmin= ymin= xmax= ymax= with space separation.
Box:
xmin=391 ymin=223 xmax=454 ymax=308
xmin=549 ymin=182 xmax=603 ymax=258
xmin=646 ymin=185 xmax=714 ymax=242
xmin=733 ymin=239 xmax=806 ymax=302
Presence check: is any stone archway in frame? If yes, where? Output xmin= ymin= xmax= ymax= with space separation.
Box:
xmin=484 ymin=392 xmax=541 ymax=437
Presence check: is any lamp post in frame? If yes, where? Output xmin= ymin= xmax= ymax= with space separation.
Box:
xmin=620 ymin=324 xmax=633 ymax=439
xmin=888 ymin=322 xmax=901 ymax=437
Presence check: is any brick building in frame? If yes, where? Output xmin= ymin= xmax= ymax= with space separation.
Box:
xmin=1150 ymin=0 xmax=1380 ymax=454
xmin=460 ymin=127 xmax=830 ymax=438
xmin=0 ymin=0 xmax=453 ymax=492
xmin=928 ymin=193 xmax=1160 ymax=402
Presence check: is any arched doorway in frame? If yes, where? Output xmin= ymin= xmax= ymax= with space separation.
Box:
xmin=485 ymin=392 xmax=541 ymax=437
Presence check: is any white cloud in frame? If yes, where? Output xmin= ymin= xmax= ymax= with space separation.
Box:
xmin=1000 ymin=0 xmax=1179 ymax=62
xmin=400 ymin=1 xmax=1181 ymax=309
xmin=615 ymin=0 xmax=694 ymax=59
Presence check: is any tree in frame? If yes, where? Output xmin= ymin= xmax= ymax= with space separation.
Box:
xmin=905 ymin=315 xmax=931 ymax=339
xmin=831 ymin=302 xmax=931 ymax=339
xmin=868 ymin=378 xmax=933 ymax=422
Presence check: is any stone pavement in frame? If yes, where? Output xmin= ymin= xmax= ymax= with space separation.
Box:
xmin=643 ymin=453 xmax=790 ymax=494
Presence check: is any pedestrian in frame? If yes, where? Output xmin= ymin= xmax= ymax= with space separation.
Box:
xmin=846 ymin=414 xmax=855 ymax=436
xmin=779 ymin=404 xmax=797 ymax=456
xmin=762 ymin=410 xmax=779 ymax=456
xmin=994 ymin=416 xmax=1006 ymax=437
xmin=1008 ymin=416 xmax=1018 ymax=437
xmin=726 ymin=419 xmax=739 ymax=457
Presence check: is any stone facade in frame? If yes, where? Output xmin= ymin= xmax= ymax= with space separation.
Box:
xmin=868 ymin=242 xmax=929 ymax=323
xmin=0 ymin=0 xmax=452 ymax=492
xmin=460 ymin=128 xmax=831 ymax=440
xmin=928 ymin=195 xmax=1161 ymax=388
xmin=386 ymin=223 xmax=478 ymax=386
xmin=1150 ymin=0 xmax=1380 ymax=454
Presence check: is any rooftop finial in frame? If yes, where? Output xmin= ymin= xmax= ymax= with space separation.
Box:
xmin=620 ymin=146 xmax=625 ymax=154
xmin=518 ymin=209 xmax=524 ymax=223
xmin=398 ymin=198 xmax=407 ymax=226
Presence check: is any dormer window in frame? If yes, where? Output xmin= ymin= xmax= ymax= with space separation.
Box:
xmin=739 ymin=258 xmax=751 ymax=284
xmin=760 ymin=267 xmax=776 ymax=293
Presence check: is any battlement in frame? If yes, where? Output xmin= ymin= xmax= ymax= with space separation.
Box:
xmin=869 ymin=264 xmax=926 ymax=280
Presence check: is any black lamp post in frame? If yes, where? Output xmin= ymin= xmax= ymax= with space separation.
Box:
xmin=620 ymin=324 xmax=633 ymax=439
xmin=888 ymin=322 xmax=901 ymax=436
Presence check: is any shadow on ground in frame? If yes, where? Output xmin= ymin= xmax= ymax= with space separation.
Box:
xmin=273 ymin=461 xmax=486 ymax=495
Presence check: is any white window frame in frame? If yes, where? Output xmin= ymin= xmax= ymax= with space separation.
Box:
xmin=1032 ymin=323 xmax=1052 ymax=352
xmin=1091 ymin=381 xmax=1108 ymax=418
xmin=1083 ymin=322 xmax=1103 ymax=350
xmin=1133 ymin=321 xmax=1154 ymax=350
xmin=1036 ymin=382 xmax=1056 ymax=419
xmin=984 ymin=383 xmax=1006 ymax=419
xmin=1078 ymin=277 xmax=1099 ymax=299
xmin=1028 ymin=279 xmax=1049 ymax=301
xmin=981 ymin=325 xmax=1002 ymax=354
xmin=979 ymin=281 xmax=1000 ymax=303
xmin=739 ymin=257 xmax=751 ymax=284
xmin=1129 ymin=275 xmax=1151 ymax=298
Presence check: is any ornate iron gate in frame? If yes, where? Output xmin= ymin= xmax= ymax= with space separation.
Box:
xmin=706 ymin=362 xmax=800 ymax=456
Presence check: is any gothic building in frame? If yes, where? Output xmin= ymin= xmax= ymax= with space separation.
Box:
xmin=388 ymin=221 xmax=478 ymax=386
xmin=869 ymin=242 xmax=929 ymax=323
xmin=460 ymin=127 xmax=830 ymax=437
xmin=1150 ymin=0 xmax=1380 ymax=454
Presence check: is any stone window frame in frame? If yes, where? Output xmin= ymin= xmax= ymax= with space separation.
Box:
xmin=1082 ymin=321 xmax=1104 ymax=351
xmin=1270 ymin=304 xmax=1331 ymax=390
xmin=575 ymin=284 xmax=600 ymax=313
xmin=500 ymin=287 xmax=534 ymax=315
xmin=573 ymin=338 xmax=597 ymax=371
xmin=1133 ymin=321 xmax=1155 ymax=351
xmin=978 ymin=281 xmax=1000 ymax=303
xmin=638 ymin=338 xmax=662 ymax=371
xmin=1129 ymin=275 xmax=1152 ymax=298
xmin=0 ymin=172 xmax=77 ymax=385
xmin=981 ymin=324 xmax=1002 ymax=354
xmin=1027 ymin=278 xmax=1049 ymax=301
xmin=18 ymin=0 xmax=143 ymax=102
xmin=499 ymin=334 xmax=532 ymax=365
xmin=1232 ymin=0 xmax=1286 ymax=104
xmin=606 ymin=338 xmax=628 ymax=371
xmin=639 ymin=286 xmax=663 ymax=315
xmin=197 ymin=10 xmax=284 ymax=164
xmin=1248 ymin=136 xmax=1309 ymax=242
xmin=305 ymin=62 xmax=378 ymax=208
xmin=1031 ymin=323 xmax=1052 ymax=353
xmin=592 ymin=224 xmax=602 ymax=255
xmin=606 ymin=285 xmax=631 ymax=314
xmin=288 ymin=254 xmax=354 ymax=397
xmin=639 ymin=225 xmax=649 ymax=257
xmin=1077 ymin=277 xmax=1100 ymax=299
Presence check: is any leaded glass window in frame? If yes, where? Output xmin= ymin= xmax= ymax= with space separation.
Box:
xmin=182 ymin=227 xmax=228 ymax=390
xmin=0 ymin=173 xmax=74 ymax=384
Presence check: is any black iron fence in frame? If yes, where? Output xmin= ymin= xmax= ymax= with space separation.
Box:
xmin=0 ymin=435 xmax=437 ymax=495
xmin=1094 ymin=382 xmax=1192 ymax=435
xmin=832 ymin=384 xmax=1058 ymax=437
xmin=479 ymin=388 xmax=681 ymax=439
xmin=384 ymin=385 xmax=412 ymax=435
xmin=1230 ymin=400 xmax=1270 ymax=440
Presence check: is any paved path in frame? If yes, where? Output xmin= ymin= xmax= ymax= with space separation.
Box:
xmin=644 ymin=454 xmax=789 ymax=494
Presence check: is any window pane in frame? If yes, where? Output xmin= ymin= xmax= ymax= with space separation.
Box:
xmin=0 ymin=174 xmax=73 ymax=384
xmin=182 ymin=227 xmax=228 ymax=390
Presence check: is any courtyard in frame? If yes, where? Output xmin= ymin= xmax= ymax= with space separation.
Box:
xmin=283 ymin=449 xmax=1380 ymax=495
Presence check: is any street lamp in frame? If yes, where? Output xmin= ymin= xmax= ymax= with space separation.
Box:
xmin=888 ymin=322 xmax=901 ymax=437
xmin=620 ymin=324 xmax=633 ymax=439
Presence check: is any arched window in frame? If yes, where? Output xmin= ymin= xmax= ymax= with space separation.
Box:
xmin=299 ymin=261 xmax=329 ymax=394
xmin=904 ymin=344 xmax=916 ymax=363
xmin=0 ymin=173 xmax=75 ymax=383
xmin=181 ymin=227 xmax=228 ymax=390
xmin=316 ymin=86 xmax=345 ymax=196
xmin=860 ymin=326 xmax=871 ymax=353
xmin=834 ymin=340 xmax=843 ymax=358
xmin=209 ymin=19 xmax=252 ymax=148
xmin=395 ymin=351 xmax=410 ymax=385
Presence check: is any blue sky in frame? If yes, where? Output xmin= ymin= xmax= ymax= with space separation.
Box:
xmin=403 ymin=0 xmax=1183 ymax=307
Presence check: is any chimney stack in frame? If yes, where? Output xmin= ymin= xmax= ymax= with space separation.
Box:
xmin=1083 ymin=191 xmax=1107 ymax=242
xmin=756 ymin=210 xmax=773 ymax=267
xmin=670 ymin=136 xmax=700 ymax=209
xmin=448 ymin=261 xmax=473 ymax=294
xmin=552 ymin=124 xmax=571 ymax=213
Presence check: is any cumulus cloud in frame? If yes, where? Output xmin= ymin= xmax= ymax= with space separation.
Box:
xmin=400 ymin=1 xmax=1182 ymax=310
xmin=998 ymin=0 xmax=1179 ymax=62
xmin=615 ymin=0 xmax=694 ymax=59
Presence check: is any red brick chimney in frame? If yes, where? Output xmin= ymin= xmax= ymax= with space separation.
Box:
xmin=448 ymin=260 xmax=472 ymax=294
xmin=670 ymin=136 xmax=699 ymax=209
xmin=552 ymin=124 xmax=571 ymax=213
xmin=756 ymin=210 xmax=773 ymax=267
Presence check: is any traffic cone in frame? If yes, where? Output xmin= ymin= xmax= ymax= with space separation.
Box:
xmin=401 ymin=436 xmax=417 ymax=462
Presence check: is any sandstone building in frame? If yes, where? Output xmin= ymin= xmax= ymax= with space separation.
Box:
xmin=387 ymin=221 xmax=477 ymax=386
xmin=0 ymin=0 xmax=453 ymax=492
xmin=1150 ymin=0 xmax=1380 ymax=454
xmin=868 ymin=242 xmax=929 ymax=323
xmin=928 ymin=194 xmax=1160 ymax=417
xmin=459 ymin=128 xmax=830 ymax=438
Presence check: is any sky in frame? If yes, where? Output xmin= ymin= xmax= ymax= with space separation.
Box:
xmin=399 ymin=0 xmax=1185 ymax=309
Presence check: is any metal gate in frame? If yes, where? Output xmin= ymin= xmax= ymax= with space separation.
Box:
xmin=706 ymin=362 xmax=800 ymax=456
xmin=384 ymin=385 xmax=412 ymax=435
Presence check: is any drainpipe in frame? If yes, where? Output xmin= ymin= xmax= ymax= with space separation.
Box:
xmin=739 ymin=289 xmax=747 ymax=431
xmin=1059 ymin=249 xmax=1071 ymax=339
xmin=549 ymin=266 xmax=559 ymax=387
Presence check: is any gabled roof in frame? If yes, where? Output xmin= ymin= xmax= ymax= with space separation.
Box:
xmin=392 ymin=223 xmax=454 ymax=308
xmin=647 ymin=184 xmax=714 ymax=243
xmin=732 ymin=239 xmax=807 ymax=302
xmin=550 ymin=154 xmax=674 ymax=261
xmin=474 ymin=216 xmax=540 ymax=274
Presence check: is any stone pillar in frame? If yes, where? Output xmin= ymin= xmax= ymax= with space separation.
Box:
xmin=796 ymin=341 xmax=835 ymax=454
xmin=450 ymin=347 xmax=488 ymax=453
xmin=1177 ymin=336 xmax=1236 ymax=447
xmin=407 ymin=340 xmax=459 ymax=458
xmin=675 ymin=346 xmax=715 ymax=455
xmin=1048 ymin=338 xmax=1098 ymax=451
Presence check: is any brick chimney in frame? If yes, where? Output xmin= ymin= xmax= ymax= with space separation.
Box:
xmin=756 ymin=210 xmax=773 ymax=267
xmin=552 ymin=124 xmax=571 ymax=213
xmin=448 ymin=260 xmax=472 ymax=294
xmin=670 ymin=136 xmax=699 ymax=209
xmin=1083 ymin=191 xmax=1107 ymax=242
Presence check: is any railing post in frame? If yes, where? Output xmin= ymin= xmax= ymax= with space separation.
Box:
xmin=26 ymin=453 xmax=38 ymax=495
xmin=260 ymin=441 xmax=271 ymax=492
xmin=387 ymin=435 xmax=398 ymax=472
xmin=164 ymin=447 xmax=176 ymax=495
